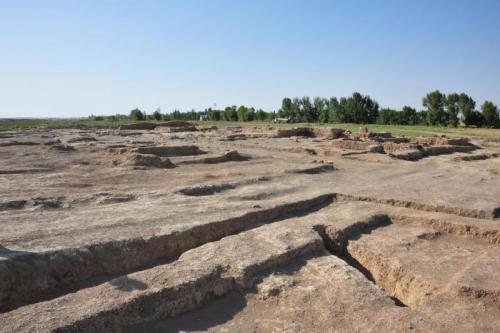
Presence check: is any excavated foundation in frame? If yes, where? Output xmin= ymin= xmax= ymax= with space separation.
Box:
xmin=0 ymin=126 xmax=499 ymax=332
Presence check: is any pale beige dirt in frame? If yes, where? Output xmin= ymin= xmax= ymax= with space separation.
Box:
xmin=0 ymin=125 xmax=499 ymax=332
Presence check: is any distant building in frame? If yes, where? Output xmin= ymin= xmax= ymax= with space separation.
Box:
xmin=199 ymin=114 xmax=209 ymax=121
xmin=273 ymin=117 xmax=291 ymax=124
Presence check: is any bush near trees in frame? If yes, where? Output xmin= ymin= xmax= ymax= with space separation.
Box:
xmin=123 ymin=91 xmax=498 ymax=128
xmin=482 ymin=101 xmax=500 ymax=128
xmin=129 ymin=108 xmax=145 ymax=121
xmin=152 ymin=108 xmax=162 ymax=121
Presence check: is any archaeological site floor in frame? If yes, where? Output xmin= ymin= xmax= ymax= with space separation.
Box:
xmin=0 ymin=124 xmax=499 ymax=332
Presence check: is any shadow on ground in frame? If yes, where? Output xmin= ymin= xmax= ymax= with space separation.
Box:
xmin=123 ymin=291 xmax=247 ymax=333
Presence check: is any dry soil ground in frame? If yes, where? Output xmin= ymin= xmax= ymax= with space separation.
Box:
xmin=0 ymin=124 xmax=499 ymax=332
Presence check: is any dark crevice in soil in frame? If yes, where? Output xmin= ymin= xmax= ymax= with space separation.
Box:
xmin=314 ymin=217 xmax=408 ymax=308
xmin=341 ymin=250 xmax=407 ymax=308
xmin=178 ymin=183 xmax=237 ymax=196
xmin=287 ymin=164 xmax=335 ymax=174
xmin=177 ymin=176 xmax=271 ymax=197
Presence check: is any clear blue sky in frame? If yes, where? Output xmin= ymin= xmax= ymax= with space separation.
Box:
xmin=1 ymin=0 xmax=500 ymax=118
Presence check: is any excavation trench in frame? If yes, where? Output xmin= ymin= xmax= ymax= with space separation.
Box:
xmin=176 ymin=176 xmax=272 ymax=197
xmin=65 ymin=242 xmax=323 ymax=333
xmin=314 ymin=216 xmax=412 ymax=308
xmin=0 ymin=194 xmax=334 ymax=313
xmin=337 ymin=193 xmax=498 ymax=219
xmin=177 ymin=183 xmax=237 ymax=196
xmin=312 ymin=210 xmax=496 ymax=308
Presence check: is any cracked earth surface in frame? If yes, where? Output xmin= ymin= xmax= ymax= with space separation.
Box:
xmin=0 ymin=125 xmax=499 ymax=332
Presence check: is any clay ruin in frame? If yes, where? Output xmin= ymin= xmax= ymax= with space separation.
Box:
xmin=0 ymin=124 xmax=499 ymax=332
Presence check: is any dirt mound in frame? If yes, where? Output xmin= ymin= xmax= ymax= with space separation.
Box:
xmin=31 ymin=196 xmax=65 ymax=209
xmin=119 ymin=121 xmax=197 ymax=132
xmin=134 ymin=145 xmax=205 ymax=157
xmin=199 ymin=150 xmax=249 ymax=164
xmin=368 ymin=144 xmax=385 ymax=153
xmin=198 ymin=125 xmax=218 ymax=131
xmin=119 ymin=123 xmax=157 ymax=130
xmin=184 ymin=150 xmax=249 ymax=164
xmin=66 ymin=136 xmax=97 ymax=143
xmin=413 ymin=136 xmax=471 ymax=146
xmin=49 ymin=144 xmax=76 ymax=152
xmin=95 ymin=193 xmax=136 ymax=205
xmin=313 ymin=128 xmax=346 ymax=139
xmin=155 ymin=125 xmax=197 ymax=132
xmin=288 ymin=164 xmax=335 ymax=174
xmin=219 ymin=133 xmax=248 ymax=141
xmin=42 ymin=139 xmax=62 ymax=145
xmin=276 ymin=127 xmax=315 ymax=138
xmin=331 ymin=139 xmax=371 ymax=150
xmin=388 ymin=149 xmax=425 ymax=161
xmin=157 ymin=120 xmax=196 ymax=128
xmin=456 ymin=153 xmax=499 ymax=161
xmin=388 ymin=145 xmax=476 ymax=161
xmin=0 ymin=199 xmax=27 ymax=211
xmin=0 ymin=168 xmax=54 ymax=174
xmin=120 ymin=153 xmax=175 ymax=168
xmin=367 ymin=131 xmax=393 ymax=139
xmin=383 ymin=142 xmax=420 ymax=152
xmin=155 ymin=121 xmax=198 ymax=132
xmin=0 ymin=141 xmax=39 ymax=146
xmin=422 ymin=145 xmax=475 ymax=156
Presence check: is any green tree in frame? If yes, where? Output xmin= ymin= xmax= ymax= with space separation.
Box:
xmin=245 ymin=107 xmax=256 ymax=121
xmin=458 ymin=93 xmax=476 ymax=126
xmin=255 ymin=109 xmax=267 ymax=121
xmin=129 ymin=108 xmax=145 ymax=121
xmin=445 ymin=94 xmax=460 ymax=127
xmin=327 ymin=97 xmax=341 ymax=123
xmin=290 ymin=98 xmax=301 ymax=122
xmin=401 ymin=106 xmax=418 ymax=125
xmin=186 ymin=109 xmax=198 ymax=120
xmin=314 ymin=97 xmax=329 ymax=123
xmin=423 ymin=90 xmax=447 ymax=126
xmin=224 ymin=106 xmax=238 ymax=121
xmin=481 ymin=101 xmax=500 ymax=128
xmin=152 ymin=108 xmax=162 ymax=121
xmin=237 ymin=105 xmax=248 ymax=122
xmin=378 ymin=108 xmax=400 ymax=125
xmin=417 ymin=110 xmax=428 ymax=125
xmin=343 ymin=92 xmax=379 ymax=124
xmin=279 ymin=97 xmax=292 ymax=118
xmin=300 ymin=96 xmax=317 ymax=122
xmin=209 ymin=109 xmax=221 ymax=121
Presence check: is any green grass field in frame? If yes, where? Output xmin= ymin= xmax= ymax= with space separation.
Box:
xmin=0 ymin=119 xmax=133 ymax=131
xmin=1 ymin=118 xmax=499 ymax=142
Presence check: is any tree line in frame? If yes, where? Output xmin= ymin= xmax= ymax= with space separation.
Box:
xmin=109 ymin=90 xmax=499 ymax=128
xmin=127 ymin=106 xmax=274 ymax=122
xmin=277 ymin=91 xmax=499 ymax=128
